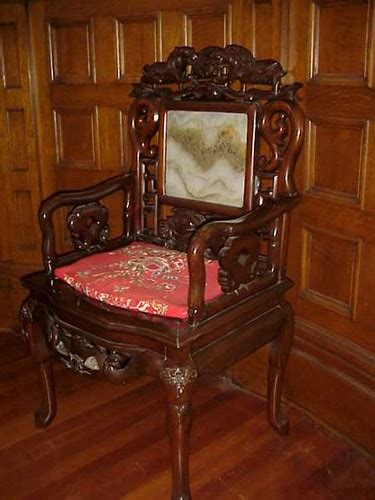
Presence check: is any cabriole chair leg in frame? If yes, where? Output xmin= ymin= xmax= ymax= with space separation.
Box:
xmin=267 ymin=301 xmax=294 ymax=435
xmin=21 ymin=299 xmax=57 ymax=429
xmin=161 ymin=362 xmax=197 ymax=500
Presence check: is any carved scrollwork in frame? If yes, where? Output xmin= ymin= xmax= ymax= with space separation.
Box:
xmin=142 ymin=46 xmax=197 ymax=85
xmin=67 ymin=201 xmax=109 ymax=251
xmin=256 ymin=100 xmax=304 ymax=198
xmin=158 ymin=208 xmax=211 ymax=252
xmin=102 ymin=352 xmax=133 ymax=384
xmin=132 ymin=44 xmax=302 ymax=102
xmin=129 ymin=98 xmax=159 ymax=159
xmin=258 ymin=107 xmax=291 ymax=173
xmin=48 ymin=322 xmax=137 ymax=381
xmin=160 ymin=366 xmax=198 ymax=399
xmin=218 ymin=233 xmax=261 ymax=293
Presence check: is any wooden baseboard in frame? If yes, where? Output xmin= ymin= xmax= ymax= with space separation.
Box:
xmin=233 ymin=317 xmax=375 ymax=455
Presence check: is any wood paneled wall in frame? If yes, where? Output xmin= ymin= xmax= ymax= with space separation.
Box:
xmin=0 ymin=0 xmax=374 ymax=454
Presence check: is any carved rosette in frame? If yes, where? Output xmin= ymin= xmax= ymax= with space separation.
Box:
xmin=67 ymin=201 xmax=109 ymax=251
xmin=132 ymin=44 xmax=302 ymax=102
xmin=161 ymin=366 xmax=198 ymax=398
xmin=218 ymin=233 xmax=261 ymax=293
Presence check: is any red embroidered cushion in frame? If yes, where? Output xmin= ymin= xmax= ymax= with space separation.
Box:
xmin=54 ymin=241 xmax=222 ymax=319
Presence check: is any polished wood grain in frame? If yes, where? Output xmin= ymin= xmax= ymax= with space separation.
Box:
xmin=1 ymin=0 xmax=374 ymax=464
xmin=233 ymin=0 xmax=375 ymax=457
xmin=0 ymin=332 xmax=374 ymax=500
xmin=21 ymin=43 xmax=304 ymax=498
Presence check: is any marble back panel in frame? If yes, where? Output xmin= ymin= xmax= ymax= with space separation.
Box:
xmin=164 ymin=109 xmax=249 ymax=208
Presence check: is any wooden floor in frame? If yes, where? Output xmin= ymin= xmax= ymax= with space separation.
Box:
xmin=0 ymin=332 xmax=374 ymax=499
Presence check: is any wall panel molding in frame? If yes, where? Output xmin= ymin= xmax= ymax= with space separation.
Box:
xmin=309 ymin=0 xmax=372 ymax=86
xmin=48 ymin=18 xmax=95 ymax=84
xmin=183 ymin=5 xmax=232 ymax=48
xmin=305 ymin=116 xmax=368 ymax=206
xmin=53 ymin=106 xmax=100 ymax=170
xmin=116 ymin=14 xmax=161 ymax=82
xmin=0 ymin=22 xmax=21 ymax=88
xmin=300 ymin=225 xmax=360 ymax=318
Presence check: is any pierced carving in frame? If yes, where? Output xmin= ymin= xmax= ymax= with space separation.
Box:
xmin=256 ymin=100 xmax=304 ymax=200
xmin=48 ymin=323 xmax=135 ymax=381
xmin=258 ymin=108 xmax=291 ymax=174
xmin=158 ymin=208 xmax=211 ymax=251
xmin=218 ymin=233 xmax=261 ymax=293
xmin=142 ymin=46 xmax=197 ymax=85
xmin=67 ymin=201 xmax=109 ymax=251
xmin=132 ymin=44 xmax=302 ymax=102
xmin=161 ymin=366 xmax=198 ymax=398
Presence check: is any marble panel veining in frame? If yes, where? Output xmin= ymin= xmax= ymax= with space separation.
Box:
xmin=165 ymin=110 xmax=248 ymax=207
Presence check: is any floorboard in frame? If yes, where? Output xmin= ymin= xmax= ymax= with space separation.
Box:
xmin=0 ymin=333 xmax=374 ymax=499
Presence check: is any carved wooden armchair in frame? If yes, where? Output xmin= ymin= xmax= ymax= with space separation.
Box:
xmin=21 ymin=45 xmax=304 ymax=500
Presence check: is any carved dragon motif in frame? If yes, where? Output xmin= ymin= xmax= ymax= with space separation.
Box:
xmin=132 ymin=44 xmax=302 ymax=102
xmin=48 ymin=323 xmax=137 ymax=382
xmin=67 ymin=201 xmax=109 ymax=252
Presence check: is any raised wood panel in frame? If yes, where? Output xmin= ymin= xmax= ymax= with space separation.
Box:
xmin=184 ymin=7 xmax=231 ymax=48
xmin=311 ymin=0 xmax=370 ymax=83
xmin=53 ymin=107 xmax=99 ymax=169
xmin=49 ymin=19 xmax=95 ymax=84
xmin=13 ymin=190 xmax=37 ymax=252
xmin=97 ymin=107 xmax=123 ymax=171
xmin=0 ymin=22 xmax=21 ymax=88
xmin=305 ymin=117 xmax=367 ymax=205
xmin=160 ymin=10 xmax=185 ymax=57
xmin=301 ymin=226 xmax=359 ymax=317
xmin=0 ymin=3 xmax=42 ymax=328
xmin=6 ymin=109 xmax=28 ymax=171
xmin=253 ymin=1 xmax=272 ymax=59
xmin=356 ymin=242 xmax=375 ymax=336
xmin=116 ymin=15 xmax=160 ymax=81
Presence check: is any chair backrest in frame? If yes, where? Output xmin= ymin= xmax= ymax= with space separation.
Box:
xmin=128 ymin=44 xmax=304 ymax=262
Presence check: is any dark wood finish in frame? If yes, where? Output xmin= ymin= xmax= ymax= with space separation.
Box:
xmin=1 ymin=332 xmax=375 ymax=499
xmin=132 ymin=44 xmax=302 ymax=102
xmin=1 ymin=0 xmax=374 ymax=459
xmin=20 ymin=45 xmax=304 ymax=499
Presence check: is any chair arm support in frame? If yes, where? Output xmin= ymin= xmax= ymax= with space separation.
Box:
xmin=39 ymin=173 xmax=134 ymax=276
xmin=187 ymin=195 xmax=301 ymax=324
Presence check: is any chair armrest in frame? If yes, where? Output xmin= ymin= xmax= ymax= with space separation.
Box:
xmin=187 ymin=195 xmax=301 ymax=324
xmin=39 ymin=173 xmax=134 ymax=276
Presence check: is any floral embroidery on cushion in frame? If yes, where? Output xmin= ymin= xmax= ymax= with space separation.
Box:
xmin=54 ymin=241 xmax=222 ymax=319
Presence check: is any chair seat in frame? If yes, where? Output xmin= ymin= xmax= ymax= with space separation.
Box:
xmin=54 ymin=241 xmax=222 ymax=319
